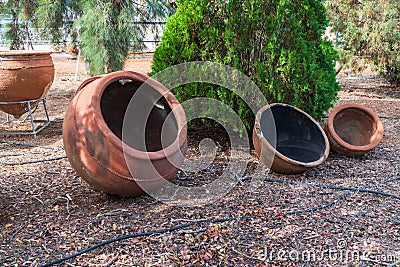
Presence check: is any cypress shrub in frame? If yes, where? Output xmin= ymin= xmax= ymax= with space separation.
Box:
xmin=151 ymin=0 xmax=341 ymax=130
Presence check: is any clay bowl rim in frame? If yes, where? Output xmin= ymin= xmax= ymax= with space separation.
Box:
xmin=86 ymin=70 xmax=187 ymax=161
xmin=255 ymin=103 xmax=330 ymax=168
xmin=0 ymin=50 xmax=53 ymax=57
xmin=326 ymin=103 xmax=384 ymax=153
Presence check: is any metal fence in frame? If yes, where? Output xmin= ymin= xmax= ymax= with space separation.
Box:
xmin=0 ymin=28 xmax=6 ymax=45
xmin=0 ymin=22 xmax=166 ymax=52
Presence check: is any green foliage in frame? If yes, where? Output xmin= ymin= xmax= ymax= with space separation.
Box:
xmin=78 ymin=0 xmax=173 ymax=75
xmin=35 ymin=0 xmax=80 ymax=44
xmin=151 ymin=0 xmax=341 ymax=130
xmin=0 ymin=0 xmax=35 ymax=49
xmin=325 ymin=0 xmax=400 ymax=82
xmin=79 ymin=1 xmax=128 ymax=74
xmin=0 ymin=0 xmax=174 ymax=76
xmin=5 ymin=10 xmax=24 ymax=50
xmin=0 ymin=0 xmax=79 ymax=48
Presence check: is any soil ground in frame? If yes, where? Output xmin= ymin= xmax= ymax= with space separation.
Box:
xmin=0 ymin=56 xmax=399 ymax=267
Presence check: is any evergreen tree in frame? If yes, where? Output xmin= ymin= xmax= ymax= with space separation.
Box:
xmin=78 ymin=0 xmax=172 ymax=75
xmin=151 ymin=0 xmax=340 ymax=130
xmin=325 ymin=0 xmax=400 ymax=82
xmin=35 ymin=0 xmax=81 ymax=45
xmin=0 ymin=0 xmax=36 ymax=49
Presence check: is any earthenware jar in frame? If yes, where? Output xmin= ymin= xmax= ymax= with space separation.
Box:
xmin=62 ymin=71 xmax=187 ymax=196
xmin=325 ymin=103 xmax=384 ymax=156
xmin=0 ymin=50 xmax=54 ymax=118
xmin=253 ymin=103 xmax=330 ymax=174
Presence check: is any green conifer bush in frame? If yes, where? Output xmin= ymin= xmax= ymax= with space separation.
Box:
xmin=151 ymin=0 xmax=341 ymax=130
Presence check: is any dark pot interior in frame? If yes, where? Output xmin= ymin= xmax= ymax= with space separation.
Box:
xmin=260 ymin=105 xmax=326 ymax=163
xmin=333 ymin=108 xmax=376 ymax=146
xmin=100 ymin=79 xmax=178 ymax=152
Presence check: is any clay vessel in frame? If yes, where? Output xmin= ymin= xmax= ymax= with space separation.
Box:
xmin=62 ymin=71 xmax=187 ymax=196
xmin=325 ymin=103 xmax=384 ymax=156
xmin=253 ymin=103 xmax=329 ymax=174
xmin=66 ymin=45 xmax=79 ymax=57
xmin=0 ymin=50 xmax=54 ymax=118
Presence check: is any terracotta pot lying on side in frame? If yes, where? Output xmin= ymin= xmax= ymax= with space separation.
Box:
xmin=253 ymin=103 xmax=330 ymax=174
xmin=325 ymin=103 xmax=384 ymax=157
xmin=62 ymin=71 xmax=187 ymax=196
xmin=0 ymin=50 xmax=54 ymax=118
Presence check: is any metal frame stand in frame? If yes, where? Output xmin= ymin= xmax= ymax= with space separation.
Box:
xmin=0 ymin=97 xmax=50 ymax=138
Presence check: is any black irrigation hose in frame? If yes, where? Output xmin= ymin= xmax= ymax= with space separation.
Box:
xmin=3 ymin=138 xmax=397 ymax=263
xmin=0 ymin=140 xmax=66 ymax=165
xmin=0 ymin=156 xmax=67 ymax=166
xmin=284 ymin=192 xmax=351 ymax=215
xmin=39 ymin=217 xmax=237 ymax=267
xmin=261 ymin=177 xmax=400 ymax=201
xmin=0 ymin=140 xmax=64 ymax=151
xmin=282 ymin=177 xmax=400 ymax=215
xmin=38 ymin=176 xmax=400 ymax=266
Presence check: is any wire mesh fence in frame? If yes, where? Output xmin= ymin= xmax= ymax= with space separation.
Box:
xmin=0 ymin=21 xmax=166 ymax=52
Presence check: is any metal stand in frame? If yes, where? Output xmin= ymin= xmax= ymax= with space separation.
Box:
xmin=0 ymin=97 xmax=50 ymax=138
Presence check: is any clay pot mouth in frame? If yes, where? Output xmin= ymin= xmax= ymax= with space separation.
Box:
xmin=0 ymin=50 xmax=53 ymax=57
xmin=86 ymin=71 xmax=186 ymax=161
xmin=257 ymin=103 xmax=329 ymax=167
xmin=327 ymin=103 xmax=384 ymax=153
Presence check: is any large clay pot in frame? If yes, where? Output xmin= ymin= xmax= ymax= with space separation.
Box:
xmin=0 ymin=50 xmax=54 ymax=118
xmin=253 ymin=103 xmax=329 ymax=174
xmin=62 ymin=71 xmax=187 ymax=196
xmin=325 ymin=103 xmax=384 ymax=156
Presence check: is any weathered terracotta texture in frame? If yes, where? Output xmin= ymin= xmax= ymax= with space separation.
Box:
xmin=0 ymin=50 xmax=54 ymax=117
xmin=253 ymin=103 xmax=330 ymax=174
xmin=62 ymin=71 xmax=187 ymax=196
xmin=325 ymin=103 xmax=384 ymax=156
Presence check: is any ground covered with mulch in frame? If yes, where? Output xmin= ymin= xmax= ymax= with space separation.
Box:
xmin=0 ymin=56 xmax=399 ymax=267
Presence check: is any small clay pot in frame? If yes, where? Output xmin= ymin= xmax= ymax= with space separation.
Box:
xmin=66 ymin=45 xmax=79 ymax=57
xmin=0 ymin=50 xmax=54 ymax=118
xmin=325 ymin=103 xmax=384 ymax=156
xmin=253 ymin=103 xmax=330 ymax=174
xmin=62 ymin=71 xmax=187 ymax=196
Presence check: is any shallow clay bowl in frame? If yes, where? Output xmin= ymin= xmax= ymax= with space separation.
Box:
xmin=325 ymin=103 xmax=384 ymax=156
xmin=253 ymin=103 xmax=330 ymax=174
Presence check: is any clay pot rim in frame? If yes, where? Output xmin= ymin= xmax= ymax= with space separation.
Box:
xmin=82 ymin=70 xmax=187 ymax=161
xmin=255 ymin=103 xmax=330 ymax=168
xmin=326 ymin=103 xmax=384 ymax=153
xmin=0 ymin=50 xmax=53 ymax=57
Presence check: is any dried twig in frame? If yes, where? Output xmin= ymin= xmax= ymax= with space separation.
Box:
xmin=231 ymin=247 xmax=262 ymax=261
xmin=302 ymin=234 xmax=321 ymax=240
xmin=96 ymin=209 xmax=129 ymax=217
xmin=8 ymin=222 xmax=28 ymax=244
xmin=104 ymin=254 xmax=119 ymax=267
xmin=42 ymin=244 xmax=51 ymax=254
xmin=170 ymin=218 xmax=206 ymax=223
xmin=57 ymin=195 xmax=78 ymax=216
xmin=178 ymin=227 xmax=207 ymax=235
xmin=32 ymin=196 xmax=45 ymax=205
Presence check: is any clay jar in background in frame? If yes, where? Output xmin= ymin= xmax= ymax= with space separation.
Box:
xmin=0 ymin=50 xmax=54 ymax=118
